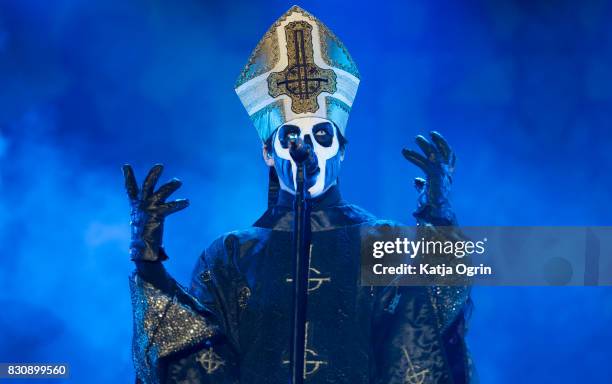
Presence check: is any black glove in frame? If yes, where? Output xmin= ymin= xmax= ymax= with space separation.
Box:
xmin=122 ymin=164 xmax=189 ymax=262
xmin=402 ymin=131 xmax=457 ymax=226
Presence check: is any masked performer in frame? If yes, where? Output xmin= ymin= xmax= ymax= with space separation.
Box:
xmin=126 ymin=6 xmax=473 ymax=384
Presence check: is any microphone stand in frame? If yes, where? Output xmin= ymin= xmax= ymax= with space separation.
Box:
xmin=289 ymin=161 xmax=311 ymax=384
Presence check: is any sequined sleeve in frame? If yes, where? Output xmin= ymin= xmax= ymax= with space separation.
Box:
xmin=429 ymin=285 xmax=471 ymax=332
xmin=414 ymin=224 xmax=472 ymax=330
xmin=129 ymin=273 xmax=219 ymax=384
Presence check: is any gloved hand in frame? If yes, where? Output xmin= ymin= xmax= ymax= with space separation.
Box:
xmin=402 ymin=131 xmax=457 ymax=226
xmin=122 ymin=164 xmax=189 ymax=262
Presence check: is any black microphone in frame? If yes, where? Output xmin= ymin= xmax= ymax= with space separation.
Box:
xmin=288 ymin=135 xmax=320 ymax=186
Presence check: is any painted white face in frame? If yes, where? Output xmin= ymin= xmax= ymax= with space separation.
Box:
xmin=272 ymin=117 xmax=342 ymax=197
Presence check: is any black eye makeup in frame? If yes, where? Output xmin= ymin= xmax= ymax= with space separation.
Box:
xmin=313 ymin=122 xmax=334 ymax=147
xmin=278 ymin=124 xmax=300 ymax=148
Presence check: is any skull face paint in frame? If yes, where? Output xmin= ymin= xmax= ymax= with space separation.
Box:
xmin=272 ymin=117 xmax=343 ymax=198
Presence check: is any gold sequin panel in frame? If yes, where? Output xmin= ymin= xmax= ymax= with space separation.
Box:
xmin=129 ymin=274 xmax=219 ymax=384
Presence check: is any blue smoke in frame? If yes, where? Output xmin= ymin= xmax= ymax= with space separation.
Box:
xmin=0 ymin=0 xmax=611 ymax=382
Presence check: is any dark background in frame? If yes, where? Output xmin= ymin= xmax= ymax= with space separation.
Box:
xmin=1 ymin=0 xmax=611 ymax=382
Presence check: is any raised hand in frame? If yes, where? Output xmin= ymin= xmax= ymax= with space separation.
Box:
xmin=122 ymin=164 xmax=189 ymax=261
xmin=402 ymin=131 xmax=457 ymax=225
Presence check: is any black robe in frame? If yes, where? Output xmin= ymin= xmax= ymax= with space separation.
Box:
xmin=130 ymin=187 xmax=474 ymax=384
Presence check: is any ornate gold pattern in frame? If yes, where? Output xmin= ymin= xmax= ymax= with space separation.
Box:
xmin=286 ymin=267 xmax=331 ymax=292
xmin=282 ymin=322 xmax=328 ymax=378
xmin=303 ymin=347 xmax=328 ymax=377
xmin=318 ymin=23 xmax=360 ymax=78
xmin=197 ymin=347 xmax=225 ymax=374
xmin=235 ymin=24 xmax=280 ymax=88
xmin=401 ymin=346 xmax=429 ymax=384
xmin=235 ymin=5 xmax=321 ymax=88
xmin=236 ymin=6 xmax=359 ymax=140
xmin=268 ymin=21 xmax=337 ymax=114
xmin=130 ymin=274 xmax=218 ymax=383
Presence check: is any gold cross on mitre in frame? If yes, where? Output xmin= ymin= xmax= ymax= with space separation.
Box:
xmin=235 ymin=5 xmax=360 ymax=142
xmin=268 ymin=20 xmax=336 ymax=114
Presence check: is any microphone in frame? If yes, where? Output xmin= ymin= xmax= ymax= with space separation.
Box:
xmin=288 ymin=135 xmax=320 ymax=186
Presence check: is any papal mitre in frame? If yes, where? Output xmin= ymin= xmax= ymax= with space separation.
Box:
xmin=235 ymin=5 xmax=360 ymax=142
